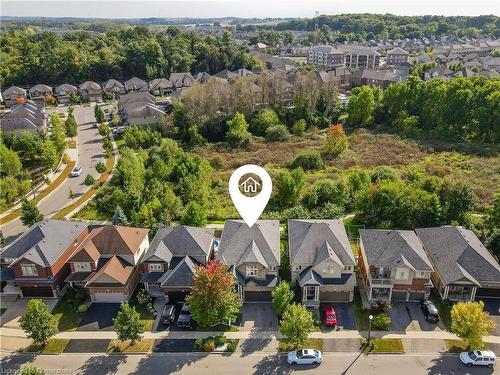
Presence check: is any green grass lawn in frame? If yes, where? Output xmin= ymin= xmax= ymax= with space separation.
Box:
xmin=430 ymin=291 xmax=452 ymax=330
xmin=25 ymin=339 xmax=69 ymax=353
xmin=107 ymin=339 xmax=154 ymax=353
xmin=129 ymin=292 xmax=156 ymax=331
xmin=52 ymin=299 xmax=84 ymax=332
xmin=353 ymin=286 xmax=370 ymax=331
xmin=278 ymin=338 xmax=324 ymax=352
xmin=365 ymin=339 xmax=405 ymax=353
xmin=445 ymin=339 xmax=469 ymax=353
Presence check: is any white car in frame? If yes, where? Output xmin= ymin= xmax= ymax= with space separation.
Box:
xmin=70 ymin=166 xmax=82 ymax=177
xmin=287 ymin=349 xmax=322 ymax=365
xmin=460 ymin=350 xmax=496 ymax=367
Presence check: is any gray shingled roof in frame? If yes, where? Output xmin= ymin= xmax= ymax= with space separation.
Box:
xmin=159 ymin=256 xmax=197 ymax=288
xmin=415 ymin=226 xmax=500 ymax=286
xmin=144 ymin=225 xmax=214 ymax=264
xmin=359 ymin=229 xmax=433 ymax=271
xmin=387 ymin=47 xmax=409 ymax=55
xmin=217 ymin=220 xmax=280 ymax=267
xmin=288 ymin=220 xmax=355 ymax=266
xmin=1 ymin=219 xmax=88 ymax=267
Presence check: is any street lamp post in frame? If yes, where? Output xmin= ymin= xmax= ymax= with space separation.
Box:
xmin=368 ymin=314 xmax=374 ymax=343
xmin=30 ymin=179 xmax=36 ymax=199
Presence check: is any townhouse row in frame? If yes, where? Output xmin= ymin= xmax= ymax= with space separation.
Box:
xmin=1 ymin=219 xmax=499 ymax=305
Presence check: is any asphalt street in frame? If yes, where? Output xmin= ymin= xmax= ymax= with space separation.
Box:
xmin=2 ymin=106 xmax=104 ymax=243
xmin=1 ymin=352 xmax=496 ymax=375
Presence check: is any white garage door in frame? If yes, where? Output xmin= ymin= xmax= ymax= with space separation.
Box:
xmin=93 ymin=292 xmax=126 ymax=303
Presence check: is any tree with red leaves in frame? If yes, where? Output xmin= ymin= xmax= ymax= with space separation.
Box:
xmin=323 ymin=123 xmax=348 ymax=157
xmin=186 ymin=259 xmax=240 ymax=328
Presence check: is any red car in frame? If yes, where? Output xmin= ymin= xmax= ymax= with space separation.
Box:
xmin=323 ymin=306 xmax=337 ymax=327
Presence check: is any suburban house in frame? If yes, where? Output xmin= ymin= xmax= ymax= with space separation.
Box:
xmin=345 ymin=47 xmax=381 ymax=70
xmin=0 ymin=220 xmax=89 ymax=298
xmin=140 ymin=225 xmax=215 ymax=303
xmin=124 ymin=77 xmax=148 ymax=92
xmin=169 ymin=72 xmax=195 ymax=92
xmin=118 ymin=92 xmax=165 ymax=125
xmin=0 ymin=100 xmax=47 ymax=134
xmin=102 ymin=79 xmax=126 ymax=97
xmin=149 ymin=78 xmax=173 ymax=96
xmin=358 ymin=229 xmax=434 ymax=302
xmin=194 ymin=72 xmax=212 ymax=84
xmin=78 ymin=81 xmax=103 ymax=102
xmin=65 ymin=225 xmax=149 ymax=303
xmin=386 ymin=47 xmax=410 ymax=65
xmin=307 ymin=45 xmax=345 ymax=71
xmin=213 ymin=69 xmax=239 ymax=81
xmin=415 ymin=226 xmax=500 ymax=301
xmin=288 ymin=220 xmax=356 ymax=306
xmin=350 ymin=68 xmax=408 ymax=89
xmin=28 ymin=84 xmax=53 ymax=103
xmin=55 ymin=83 xmax=78 ymax=104
xmin=217 ymin=220 xmax=280 ymax=302
xmin=2 ymin=86 xmax=27 ymax=107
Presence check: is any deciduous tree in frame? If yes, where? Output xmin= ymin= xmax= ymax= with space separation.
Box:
xmin=20 ymin=200 xmax=43 ymax=227
xmin=323 ymin=123 xmax=348 ymax=157
xmin=19 ymin=299 xmax=57 ymax=346
xmin=451 ymin=301 xmax=495 ymax=349
xmin=279 ymin=303 xmax=314 ymax=347
xmin=113 ymin=302 xmax=144 ymax=344
xmin=272 ymin=281 xmax=295 ymax=318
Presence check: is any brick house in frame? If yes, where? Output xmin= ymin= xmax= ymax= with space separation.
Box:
xmin=358 ymin=229 xmax=434 ymax=302
xmin=65 ymin=225 xmax=149 ymax=303
xmin=415 ymin=226 xmax=500 ymax=301
xmin=217 ymin=220 xmax=280 ymax=302
xmin=140 ymin=225 xmax=215 ymax=303
xmin=288 ymin=220 xmax=356 ymax=306
xmin=0 ymin=220 xmax=89 ymax=298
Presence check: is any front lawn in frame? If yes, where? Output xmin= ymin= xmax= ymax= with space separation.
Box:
xmin=52 ymin=299 xmax=84 ymax=332
xmin=25 ymin=339 xmax=69 ymax=353
xmin=365 ymin=339 xmax=404 ymax=353
xmin=445 ymin=339 xmax=469 ymax=353
xmin=353 ymin=287 xmax=370 ymax=331
xmin=278 ymin=338 xmax=324 ymax=352
xmin=129 ymin=289 xmax=156 ymax=331
xmin=107 ymin=339 xmax=154 ymax=353
xmin=430 ymin=292 xmax=452 ymax=330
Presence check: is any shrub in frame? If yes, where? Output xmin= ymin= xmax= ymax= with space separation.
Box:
xmin=370 ymin=300 xmax=392 ymax=314
xmin=370 ymin=166 xmax=399 ymax=184
xmin=290 ymin=150 xmax=324 ymax=170
xmin=250 ymin=109 xmax=281 ymax=136
xmin=214 ymin=335 xmax=226 ymax=346
xmin=136 ymin=288 xmax=152 ymax=305
xmin=195 ymin=338 xmax=204 ymax=349
xmin=84 ymin=174 xmax=96 ymax=186
xmin=203 ymin=339 xmax=216 ymax=352
xmin=96 ymin=162 xmax=106 ymax=173
xmin=372 ymin=313 xmax=391 ymax=330
xmin=266 ymin=125 xmax=290 ymax=142
xmin=292 ymin=119 xmax=306 ymax=136
xmin=226 ymin=340 xmax=238 ymax=352
xmin=77 ymin=304 xmax=88 ymax=313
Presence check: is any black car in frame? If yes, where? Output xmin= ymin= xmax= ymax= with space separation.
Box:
xmin=421 ymin=300 xmax=440 ymax=322
xmin=176 ymin=303 xmax=194 ymax=329
xmin=160 ymin=304 xmax=176 ymax=325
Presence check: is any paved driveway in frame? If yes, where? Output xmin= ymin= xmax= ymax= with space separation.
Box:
xmin=0 ymin=298 xmax=58 ymax=329
xmin=320 ymin=303 xmax=356 ymax=331
xmin=480 ymin=298 xmax=500 ymax=336
xmin=389 ymin=302 xmax=445 ymax=331
xmin=77 ymin=303 xmax=120 ymax=331
xmin=153 ymin=339 xmax=202 ymax=352
xmin=241 ymin=303 xmax=278 ymax=332
xmin=64 ymin=339 xmax=110 ymax=353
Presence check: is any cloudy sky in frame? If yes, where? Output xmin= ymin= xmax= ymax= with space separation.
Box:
xmin=1 ymin=0 xmax=499 ymax=18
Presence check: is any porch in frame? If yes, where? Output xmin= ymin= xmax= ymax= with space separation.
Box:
xmin=443 ymin=284 xmax=476 ymax=301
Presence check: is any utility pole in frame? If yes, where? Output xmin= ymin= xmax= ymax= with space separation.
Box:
xmin=315 ymin=11 xmax=320 ymax=31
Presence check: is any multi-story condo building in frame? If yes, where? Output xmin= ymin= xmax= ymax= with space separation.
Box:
xmin=307 ymin=45 xmax=345 ymax=70
xmin=345 ymin=47 xmax=381 ymax=70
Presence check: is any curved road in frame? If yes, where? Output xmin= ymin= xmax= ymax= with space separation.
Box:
xmin=1 ymin=106 xmax=105 ymax=244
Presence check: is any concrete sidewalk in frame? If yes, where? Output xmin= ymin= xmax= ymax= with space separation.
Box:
xmin=2 ymin=326 xmax=499 ymax=344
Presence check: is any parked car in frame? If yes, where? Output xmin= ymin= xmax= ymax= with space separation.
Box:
xmin=460 ymin=350 xmax=496 ymax=367
xmin=160 ymin=305 xmax=176 ymax=325
xmin=112 ymin=126 xmax=126 ymax=135
xmin=287 ymin=349 xmax=323 ymax=365
xmin=420 ymin=300 xmax=440 ymax=323
xmin=323 ymin=306 xmax=337 ymax=327
xmin=70 ymin=166 xmax=82 ymax=177
xmin=176 ymin=303 xmax=193 ymax=329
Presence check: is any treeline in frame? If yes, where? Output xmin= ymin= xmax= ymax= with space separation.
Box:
xmin=0 ymin=26 xmax=257 ymax=87
xmin=346 ymin=76 xmax=500 ymax=144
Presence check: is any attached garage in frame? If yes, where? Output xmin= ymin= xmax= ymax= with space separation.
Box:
xmin=166 ymin=291 xmax=190 ymax=304
xmin=21 ymin=286 xmax=54 ymax=297
xmin=92 ymin=291 xmax=126 ymax=303
xmin=391 ymin=291 xmax=407 ymax=301
xmin=409 ymin=292 xmax=426 ymax=301
xmin=244 ymin=291 xmax=272 ymax=302
xmin=476 ymin=288 xmax=500 ymax=299
xmin=319 ymin=290 xmax=350 ymax=302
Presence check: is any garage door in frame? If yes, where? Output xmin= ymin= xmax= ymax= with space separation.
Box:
xmin=319 ymin=290 xmax=350 ymax=302
xmin=93 ymin=292 xmax=126 ymax=303
xmin=245 ymin=291 xmax=272 ymax=302
xmin=476 ymin=288 xmax=500 ymax=298
xmin=21 ymin=286 xmax=54 ymax=297
xmin=392 ymin=291 xmax=407 ymax=301
xmin=166 ymin=292 xmax=189 ymax=304
xmin=409 ymin=292 xmax=426 ymax=301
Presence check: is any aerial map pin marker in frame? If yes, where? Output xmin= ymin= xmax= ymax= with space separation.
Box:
xmin=229 ymin=164 xmax=272 ymax=228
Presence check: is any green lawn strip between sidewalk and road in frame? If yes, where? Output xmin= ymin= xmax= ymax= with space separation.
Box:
xmin=278 ymin=338 xmax=324 ymax=352
xmin=365 ymin=338 xmax=405 ymax=353
xmin=24 ymin=339 xmax=69 ymax=354
xmin=107 ymin=339 xmax=155 ymax=353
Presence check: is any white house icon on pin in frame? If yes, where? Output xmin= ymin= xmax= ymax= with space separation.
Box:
xmin=240 ymin=177 xmax=261 ymax=194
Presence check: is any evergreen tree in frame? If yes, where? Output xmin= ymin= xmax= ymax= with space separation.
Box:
xmin=112 ymin=205 xmax=129 ymax=226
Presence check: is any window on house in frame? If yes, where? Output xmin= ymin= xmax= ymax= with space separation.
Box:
xmin=269 ymin=266 xmax=276 ymax=272
xmin=21 ymin=264 xmax=38 ymax=276
xmin=305 ymin=286 xmax=316 ymax=301
xmin=246 ymin=266 xmax=258 ymax=276
xmin=395 ymin=269 xmax=409 ymax=280
xmin=323 ymin=265 xmax=335 ymax=274
xmin=294 ymin=265 xmax=302 ymax=271
xmin=343 ymin=265 xmax=352 ymax=272
xmin=148 ymin=263 xmax=163 ymax=272
xmin=415 ymin=271 xmax=426 ymax=278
